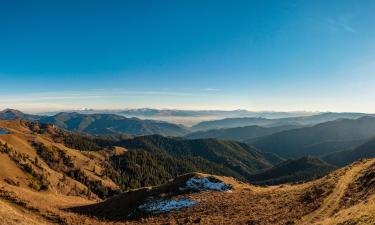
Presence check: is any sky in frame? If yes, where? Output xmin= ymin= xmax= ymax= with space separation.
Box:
xmin=1 ymin=0 xmax=375 ymax=112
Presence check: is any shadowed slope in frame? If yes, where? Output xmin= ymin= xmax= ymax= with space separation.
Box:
xmin=185 ymin=124 xmax=299 ymax=141
xmin=323 ymin=137 xmax=375 ymax=167
xmin=248 ymin=156 xmax=336 ymax=185
xmin=113 ymin=135 xmax=284 ymax=183
xmin=191 ymin=112 xmax=370 ymax=131
xmin=251 ymin=116 xmax=375 ymax=158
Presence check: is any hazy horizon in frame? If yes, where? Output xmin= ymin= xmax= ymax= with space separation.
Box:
xmin=2 ymin=106 xmax=371 ymax=127
xmin=0 ymin=106 xmax=371 ymax=115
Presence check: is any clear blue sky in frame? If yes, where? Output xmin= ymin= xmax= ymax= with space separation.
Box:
xmin=1 ymin=0 xmax=375 ymax=112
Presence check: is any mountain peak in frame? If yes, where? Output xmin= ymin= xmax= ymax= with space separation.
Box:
xmin=0 ymin=108 xmax=24 ymax=114
xmin=0 ymin=108 xmax=40 ymax=121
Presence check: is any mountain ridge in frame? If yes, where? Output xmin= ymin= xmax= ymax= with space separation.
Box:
xmin=191 ymin=112 xmax=372 ymax=131
xmin=0 ymin=109 xmax=41 ymax=121
xmin=250 ymin=116 xmax=375 ymax=158
xmin=248 ymin=156 xmax=336 ymax=185
xmin=0 ymin=119 xmax=375 ymax=224
xmin=0 ymin=109 xmax=189 ymax=136
xmin=323 ymin=137 xmax=375 ymax=167
xmin=185 ymin=124 xmax=300 ymax=141
xmin=112 ymin=134 xmax=284 ymax=183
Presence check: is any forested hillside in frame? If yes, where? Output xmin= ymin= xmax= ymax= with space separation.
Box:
xmin=186 ymin=124 xmax=299 ymax=141
xmin=248 ymin=156 xmax=336 ymax=185
xmin=109 ymin=135 xmax=283 ymax=188
xmin=323 ymin=137 xmax=375 ymax=167
xmin=251 ymin=116 xmax=375 ymax=158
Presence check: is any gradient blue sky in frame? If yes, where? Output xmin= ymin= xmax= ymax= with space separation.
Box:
xmin=1 ymin=0 xmax=375 ymax=112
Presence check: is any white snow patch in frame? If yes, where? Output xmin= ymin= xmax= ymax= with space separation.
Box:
xmin=138 ymin=198 xmax=197 ymax=213
xmin=180 ymin=177 xmax=232 ymax=192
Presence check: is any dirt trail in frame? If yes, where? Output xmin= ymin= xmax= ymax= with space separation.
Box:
xmin=296 ymin=160 xmax=373 ymax=225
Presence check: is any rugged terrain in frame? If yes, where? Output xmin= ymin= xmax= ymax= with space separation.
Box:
xmin=0 ymin=109 xmax=189 ymax=136
xmin=248 ymin=156 xmax=336 ymax=185
xmin=0 ymin=119 xmax=283 ymax=192
xmin=1 ymin=158 xmax=375 ymax=225
xmin=185 ymin=124 xmax=299 ymax=142
xmin=251 ymin=116 xmax=375 ymax=158
xmin=191 ymin=112 xmax=370 ymax=131
xmin=323 ymin=137 xmax=375 ymax=167
xmin=0 ymin=119 xmax=374 ymax=224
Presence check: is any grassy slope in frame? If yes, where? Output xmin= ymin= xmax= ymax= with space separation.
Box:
xmin=0 ymin=120 xmax=119 ymax=199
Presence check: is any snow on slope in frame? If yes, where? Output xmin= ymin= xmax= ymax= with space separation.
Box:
xmin=137 ymin=176 xmax=232 ymax=214
xmin=180 ymin=177 xmax=233 ymax=192
xmin=138 ymin=199 xmax=197 ymax=213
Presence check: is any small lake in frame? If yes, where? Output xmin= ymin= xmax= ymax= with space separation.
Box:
xmin=0 ymin=128 xmax=9 ymax=135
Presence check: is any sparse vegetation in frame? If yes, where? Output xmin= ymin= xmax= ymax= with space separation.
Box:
xmin=0 ymin=141 xmax=11 ymax=153
xmin=339 ymin=161 xmax=375 ymax=210
xmin=33 ymin=141 xmax=74 ymax=170
xmin=1 ymin=141 xmax=49 ymax=190
xmin=32 ymin=140 xmax=118 ymax=199
xmin=1 ymin=118 xmax=375 ymax=225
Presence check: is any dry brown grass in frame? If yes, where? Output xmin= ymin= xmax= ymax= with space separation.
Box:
xmin=69 ymin=172 xmax=338 ymax=225
xmin=69 ymin=160 xmax=375 ymax=225
xmin=0 ymin=120 xmax=118 ymax=198
xmin=1 ymin=120 xmax=375 ymax=225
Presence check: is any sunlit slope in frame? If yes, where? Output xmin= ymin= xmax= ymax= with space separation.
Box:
xmin=0 ymin=119 xmax=374 ymax=225
xmin=72 ymin=159 xmax=375 ymax=225
xmin=0 ymin=120 xmax=119 ymax=199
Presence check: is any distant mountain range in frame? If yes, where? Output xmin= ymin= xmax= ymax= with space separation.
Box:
xmin=185 ymin=124 xmax=300 ymax=141
xmin=1 ymin=109 xmax=375 ymax=161
xmin=250 ymin=116 xmax=375 ymax=158
xmin=191 ymin=112 xmax=371 ymax=131
xmin=116 ymin=108 xmax=315 ymax=119
xmin=39 ymin=112 xmax=189 ymax=136
xmin=40 ymin=109 xmax=318 ymax=127
xmin=248 ymin=156 xmax=336 ymax=185
xmin=0 ymin=109 xmax=189 ymax=136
